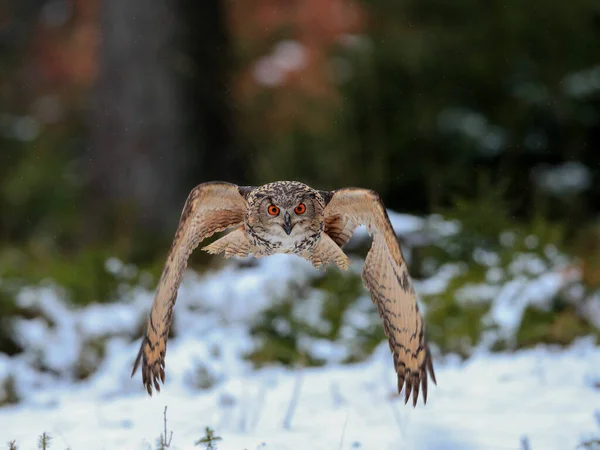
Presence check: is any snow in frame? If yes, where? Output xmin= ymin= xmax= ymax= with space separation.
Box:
xmin=0 ymin=212 xmax=598 ymax=449
xmin=436 ymin=108 xmax=506 ymax=156
xmin=532 ymin=162 xmax=592 ymax=197
xmin=583 ymin=292 xmax=600 ymax=329
xmin=253 ymin=41 xmax=307 ymax=87
xmin=0 ymin=340 xmax=598 ymax=450
xmin=563 ymin=65 xmax=600 ymax=98
xmin=351 ymin=212 xmax=424 ymax=243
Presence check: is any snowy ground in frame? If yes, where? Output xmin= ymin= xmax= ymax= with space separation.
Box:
xmin=1 ymin=339 xmax=598 ymax=450
xmin=0 ymin=213 xmax=598 ymax=449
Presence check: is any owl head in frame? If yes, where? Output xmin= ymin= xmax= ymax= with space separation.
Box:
xmin=245 ymin=181 xmax=327 ymax=253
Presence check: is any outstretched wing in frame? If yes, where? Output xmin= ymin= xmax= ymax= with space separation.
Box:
xmin=131 ymin=182 xmax=251 ymax=395
xmin=323 ymin=188 xmax=436 ymax=406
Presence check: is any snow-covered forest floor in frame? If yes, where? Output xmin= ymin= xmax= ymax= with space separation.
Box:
xmin=1 ymin=337 xmax=598 ymax=449
xmin=0 ymin=214 xmax=598 ymax=450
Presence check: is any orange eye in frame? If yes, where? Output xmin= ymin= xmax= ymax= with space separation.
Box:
xmin=268 ymin=205 xmax=280 ymax=216
xmin=294 ymin=203 xmax=306 ymax=215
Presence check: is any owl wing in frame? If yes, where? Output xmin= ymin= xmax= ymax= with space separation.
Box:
xmin=323 ymin=214 xmax=358 ymax=248
xmin=323 ymin=188 xmax=436 ymax=406
xmin=131 ymin=182 xmax=251 ymax=395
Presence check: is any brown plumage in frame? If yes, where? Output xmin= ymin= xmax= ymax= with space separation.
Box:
xmin=132 ymin=181 xmax=436 ymax=405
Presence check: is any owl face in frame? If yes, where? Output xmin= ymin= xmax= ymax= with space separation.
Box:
xmin=245 ymin=182 xmax=325 ymax=254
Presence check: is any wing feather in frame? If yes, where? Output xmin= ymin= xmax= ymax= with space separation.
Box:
xmin=131 ymin=182 xmax=249 ymax=395
xmin=324 ymin=214 xmax=358 ymax=248
xmin=323 ymin=188 xmax=435 ymax=406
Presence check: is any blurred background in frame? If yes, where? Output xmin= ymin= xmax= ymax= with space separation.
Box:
xmin=0 ymin=0 xmax=599 ymax=431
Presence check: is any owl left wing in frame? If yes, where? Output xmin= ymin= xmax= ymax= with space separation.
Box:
xmin=132 ymin=182 xmax=251 ymax=395
xmin=322 ymin=188 xmax=436 ymax=406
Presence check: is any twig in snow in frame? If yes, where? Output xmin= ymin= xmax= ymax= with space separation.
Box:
xmin=389 ymin=398 xmax=405 ymax=437
xmin=250 ymin=384 xmax=267 ymax=432
xmin=338 ymin=411 xmax=349 ymax=450
xmin=55 ymin=430 xmax=71 ymax=450
xmin=37 ymin=433 xmax=51 ymax=450
xmin=381 ymin=366 xmax=405 ymax=438
xmin=156 ymin=406 xmax=173 ymax=449
xmin=282 ymin=365 xmax=304 ymax=429
xmin=330 ymin=381 xmax=346 ymax=407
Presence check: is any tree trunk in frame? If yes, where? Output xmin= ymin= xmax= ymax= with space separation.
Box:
xmin=180 ymin=0 xmax=248 ymax=185
xmin=87 ymin=0 xmax=187 ymax=242
xmin=87 ymin=0 xmax=246 ymax=253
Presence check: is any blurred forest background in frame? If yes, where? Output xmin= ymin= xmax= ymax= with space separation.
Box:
xmin=0 ymin=0 xmax=599 ymax=370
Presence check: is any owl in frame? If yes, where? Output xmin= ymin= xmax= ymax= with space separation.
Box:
xmin=132 ymin=181 xmax=436 ymax=406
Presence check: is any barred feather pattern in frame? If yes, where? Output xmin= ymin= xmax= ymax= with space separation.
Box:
xmin=323 ymin=188 xmax=436 ymax=405
xmin=131 ymin=181 xmax=436 ymax=406
xmin=131 ymin=182 xmax=247 ymax=395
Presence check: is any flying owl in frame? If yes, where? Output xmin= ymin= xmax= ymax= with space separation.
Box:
xmin=132 ymin=181 xmax=436 ymax=406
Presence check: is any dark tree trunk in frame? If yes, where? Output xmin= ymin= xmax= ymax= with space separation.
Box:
xmin=86 ymin=0 xmax=246 ymax=252
xmin=179 ymin=0 xmax=248 ymax=185
xmin=87 ymin=0 xmax=188 ymax=242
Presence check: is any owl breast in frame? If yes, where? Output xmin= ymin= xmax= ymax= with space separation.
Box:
xmin=245 ymin=223 xmax=323 ymax=255
xmin=278 ymin=230 xmax=322 ymax=254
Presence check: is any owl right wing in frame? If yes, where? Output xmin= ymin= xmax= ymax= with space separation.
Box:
xmin=132 ymin=182 xmax=252 ymax=395
xmin=322 ymin=188 xmax=435 ymax=406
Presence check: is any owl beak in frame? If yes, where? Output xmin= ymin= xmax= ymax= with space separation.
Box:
xmin=282 ymin=212 xmax=293 ymax=235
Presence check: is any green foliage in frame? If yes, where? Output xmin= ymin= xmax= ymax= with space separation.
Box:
xmin=516 ymin=303 xmax=600 ymax=348
xmin=410 ymin=180 xmax=599 ymax=356
xmin=0 ymin=248 xmax=152 ymax=356
xmin=244 ymin=187 xmax=597 ymax=367
xmin=440 ymin=172 xmax=513 ymax=258
xmin=0 ymin=376 xmax=20 ymax=407
xmin=75 ymin=338 xmax=107 ymax=381
xmin=246 ymin=281 xmax=324 ymax=367
xmin=575 ymin=224 xmax=600 ymax=289
xmin=340 ymin=0 xmax=600 ymax=219
xmin=0 ymin=246 xmax=149 ymax=307
xmin=0 ymin=0 xmax=599 ymax=395
xmin=423 ymin=274 xmax=494 ymax=358
xmin=246 ymin=270 xmax=382 ymax=367
xmin=194 ymin=427 xmax=222 ymax=449
xmin=579 ymin=439 xmax=600 ymax=450
xmin=311 ymin=270 xmax=366 ymax=340
xmin=0 ymin=288 xmax=24 ymax=356
xmin=190 ymin=363 xmax=219 ymax=391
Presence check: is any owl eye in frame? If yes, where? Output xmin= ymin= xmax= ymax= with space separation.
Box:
xmin=294 ymin=203 xmax=306 ymax=215
xmin=268 ymin=205 xmax=280 ymax=216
